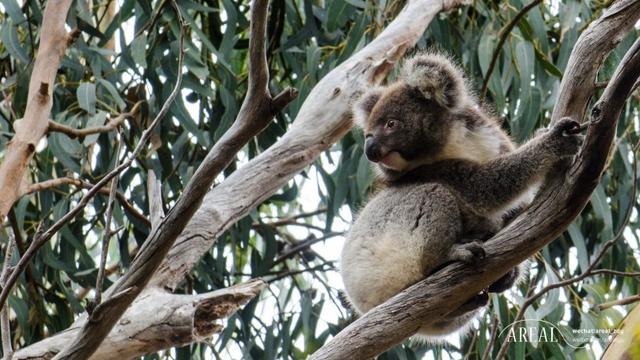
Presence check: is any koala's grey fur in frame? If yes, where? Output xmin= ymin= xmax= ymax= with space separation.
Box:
xmin=340 ymin=51 xmax=583 ymax=341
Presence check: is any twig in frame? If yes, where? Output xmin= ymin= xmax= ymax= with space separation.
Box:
xmin=481 ymin=316 xmax=500 ymax=360
xmin=589 ymin=269 xmax=640 ymax=277
xmin=273 ymin=232 xmax=344 ymax=266
xmin=0 ymin=232 xmax=16 ymax=360
xmin=6 ymin=209 xmax=40 ymax=302
xmin=94 ymin=132 xmax=123 ymax=306
xmin=479 ymin=0 xmax=543 ymax=102
xmin=266 ymin=262 xmax=336 ymax=283
xmin=47 ymin=101 xmax=142 ymax=140
xmin=495 ymin=137 xmax=639 ymax=360
xmin=76 ymin=246 xmax=139 ymax=301
xmin=254 ymin=208 xmax=327 ymax=228
xmin=254 ymin=221 xmax=325 ymax=232
xmin=0 ymin=1 xmax=184 ymax=312
xmin=597 ymin=294 xmax=640 ymax=310
xmin=24 ymin=176 xmax=150 ymax=227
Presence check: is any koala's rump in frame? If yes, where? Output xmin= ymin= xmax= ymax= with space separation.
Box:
xmin=341 ymin=183 xmax=463 ymax=314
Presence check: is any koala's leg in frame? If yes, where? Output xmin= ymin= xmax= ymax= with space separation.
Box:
xmin=402 ymin=118 xmax=584 ymax=213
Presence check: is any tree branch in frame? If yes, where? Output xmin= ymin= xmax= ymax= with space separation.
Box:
xmin=23 ymin=176 xmax=150 ymax=227
xmin=551 ymin=0 xmax=640 ymax=123
xmin=495 ymin=140 xmax=637 ymax=359
xmin=94 ymin=134 xmax=123 ymax=306
xmin=47 ymin=101 xmax=142 ymax=140
xmin=0 ymin=0 xmax=74 ymax=222
xmin=309 ymin=3 xmax=640 ymax=359
xmin=597 ymin=294 xmax=640 ymax=311
xmin=12 ymin=280 xmax=266 ymax=360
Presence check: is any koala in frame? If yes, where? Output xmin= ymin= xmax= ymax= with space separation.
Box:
xmin=340 ymin=52 xmax=583 ymax=341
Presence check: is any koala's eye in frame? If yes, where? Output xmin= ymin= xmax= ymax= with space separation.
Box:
xmin=385 ymin=120 xmax=397 ymax=129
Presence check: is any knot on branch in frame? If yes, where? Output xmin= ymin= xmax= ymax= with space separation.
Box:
xmin=66 ymin=28 xmax=81 ymax=47
xmin=270 ymin=87 xmax=298 ymax=114
xmin=37 ymin=83 xmax=49 ymax=102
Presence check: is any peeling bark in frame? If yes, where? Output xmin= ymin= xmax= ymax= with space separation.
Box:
xmin=12 ymin=280 xmax=266 ymax=360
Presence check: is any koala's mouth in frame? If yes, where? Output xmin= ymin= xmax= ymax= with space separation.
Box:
xmin=379 ymin=151 xmax=408 ymax=171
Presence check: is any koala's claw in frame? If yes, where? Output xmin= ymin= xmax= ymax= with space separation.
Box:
xmin=449 ymin=241 xmax=485 ymax=264
xmin=545 ymin=118 xmax=584 ymax=157
xmin=555 ymin=117 xmax=581 ymax=136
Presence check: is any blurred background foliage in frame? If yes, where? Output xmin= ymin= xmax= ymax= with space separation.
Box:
xmin=0 ymin=0 xmax=639 ymax=358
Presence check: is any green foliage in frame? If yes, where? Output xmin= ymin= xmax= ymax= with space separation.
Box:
xmin=0 ymin=0 xmax=638 ymax=359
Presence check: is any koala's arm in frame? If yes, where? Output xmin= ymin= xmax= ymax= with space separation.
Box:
xmin=400 ymin=119 xmax=583 ymax=212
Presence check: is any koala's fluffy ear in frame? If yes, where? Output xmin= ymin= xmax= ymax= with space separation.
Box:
xmin=401 ymin=52 xmax=468 ymax=109
xmin=353 ymin=87 xmax=384 ymax=129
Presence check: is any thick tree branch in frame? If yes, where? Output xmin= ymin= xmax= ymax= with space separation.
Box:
xmin=0 ymin=0 xmax=74 ymax=222
xmin=551 ymin=0 xmax=640 ymax=123
xmin=309 ymin=2 xmax=640 ymax=359
xmin=12 ymin=280 xmax=266 ymax=360
xmin=495 ymin=139 xmax=638 ymax=360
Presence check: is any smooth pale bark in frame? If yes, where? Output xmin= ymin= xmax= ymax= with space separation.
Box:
xmin=0 ymin=0 xmax=74 ymax=221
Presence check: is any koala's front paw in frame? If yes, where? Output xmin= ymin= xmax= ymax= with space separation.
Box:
xmin=449 ymin=241 xmax=485 ymax=264
xmin=544 ymin=117 xmax=585 ymax=157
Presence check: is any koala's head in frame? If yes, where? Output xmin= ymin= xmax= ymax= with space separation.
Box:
xmin=353 ymin=52 xmax=471 ymax=178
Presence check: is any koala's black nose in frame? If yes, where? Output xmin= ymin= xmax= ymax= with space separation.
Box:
xmin=365 ymin=137 xmax=381 ymax=162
